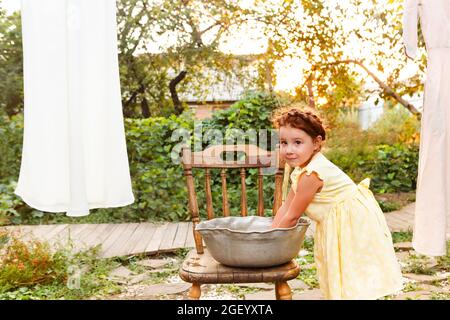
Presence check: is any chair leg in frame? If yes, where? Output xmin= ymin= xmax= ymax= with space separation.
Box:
xmin=275 ymin=281 xmax=292 ymax=300
xmin=275 ymin=282 xmax=280 ymax=300
xmin=188 ymin=283 xmax=201 ymax=300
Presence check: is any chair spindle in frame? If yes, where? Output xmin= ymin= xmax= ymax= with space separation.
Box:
xmin=205 ymin=168 xmax=214 ymax=220
xmin=240 ymin=168 xmax=247 ymax=216
xmin=257 ymin=167 xmax=264 ymax=216
xmin=220 ymin=169 xmax=230 ymax=216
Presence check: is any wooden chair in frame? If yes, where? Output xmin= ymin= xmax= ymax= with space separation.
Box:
xmin=179 ymin=144 xmax=300 ymax=300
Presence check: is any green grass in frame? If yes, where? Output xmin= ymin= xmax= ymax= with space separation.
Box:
xmin=391 ymin=231 xmax=413 ymax=243
xmin=436 ymin=241 xmax=450 ymax=271
xmin=174 ymin=248 xmax=191 ymax=260
xmin=378 ymin=200 xmax=402 ymax=212
xmin=296 ymin=267 xmax=319 ymax=289
xmin=145 ymin=268 xmax=179 ymax=285
xmin=295 ymin=253 xmax=315 ymax=266
xmin=430 ymin=292 xmax=450 ymax=300
xmin=302 ymin=237 xmax=314 ymax=252
xmin=216 ymin=284 xmax=260 ymax=299
xmin=403 ymin=282 xmax=421 ymax=293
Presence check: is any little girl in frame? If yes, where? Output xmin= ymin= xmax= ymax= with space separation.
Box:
xmin=271 ymin=106 xmax=404 ymax=300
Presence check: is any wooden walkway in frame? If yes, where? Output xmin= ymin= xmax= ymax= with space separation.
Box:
xmin=1 ymin=202 xmax=439 ymax=259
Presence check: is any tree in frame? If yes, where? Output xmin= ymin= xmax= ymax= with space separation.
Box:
xmin=257 ymin=0 xmax=426 ymax=124
xmin=1 ymin=0 xmax=428 ymax=121
xmin=116 ymin=0 xmax=172 ymax=118
xmin=144 ymin=0 xmax=263 ymax=116
xmin=116 ymin=0 xmax=265 ymax=118
xmin=0 ymin=0 xmax=264 ymax=119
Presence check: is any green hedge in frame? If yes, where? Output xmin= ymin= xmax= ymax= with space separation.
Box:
xmin=0 ymin=93 xmax=281 ymax=224
xmin=325 ymin=143 xmax=418 ymax=194
xmin=0 ymin=112 xmax=23 ymax=184
xmin=0 ymin=94 xmax=419 ymax=224
xmin=365 ymin=143 xmax=419 ymax=193
xmin=124 ymin=111 xmax=194 ymax=221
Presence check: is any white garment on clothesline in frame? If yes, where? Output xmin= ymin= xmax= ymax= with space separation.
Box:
xmin=16 ymin=0 xmax=134 ymax=217
xmin=403 ymin=0 xmax=450 ymax=256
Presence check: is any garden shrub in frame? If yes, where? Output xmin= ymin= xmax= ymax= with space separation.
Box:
xmin=325 ymin=122 xmax=376 ymax=183
xmin=0 ymin=181 xmax=22 ymax=225
xmin=0 ymin=233 xmax=64 ymax=292
xmin=326 ymin=106 xmax=419 ymax=193
xmin=326 ymin=142 xmax=419 ymax=194
xmin=0 ymin=111 xmax=30 ymax=225
xmin=365 ymin=143 xmax=419 ymax=193
xmin=124 ymin=110 xmax=195 ymax=221
xmin=0 ymin=93 xmax=282 ymax=224
xmin=122 ymin=92 xmax=282 ymax=222
xmin=0 ymin=230 xmax=120 ymax=299
xmin=367 ymin=105 xmax=421 ymax=145
xmin=126 ymin=92 xmax=285 ymax=221
xmin=204 ymin=91 xmax=282 ymax=132
xmin=0 ymin=94 xmax=421 ymax=224
xmin=196 ymin=92 xmax=283 ymax=218
xmin=0 ymin=111 xmax=23 ymax=183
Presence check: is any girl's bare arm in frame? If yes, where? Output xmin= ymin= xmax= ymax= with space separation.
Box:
xmin=271 ymin=188 xmax=295 ymax=228
xmin=272 ymin=172 xmax=322 ymax=228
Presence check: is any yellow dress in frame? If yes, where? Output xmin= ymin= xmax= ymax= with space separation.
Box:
xmin=290 ymin=152 xmax=404 ymax=300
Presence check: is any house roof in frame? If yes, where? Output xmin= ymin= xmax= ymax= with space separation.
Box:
xmin=179 ymin=68 xmax=260 ymax=103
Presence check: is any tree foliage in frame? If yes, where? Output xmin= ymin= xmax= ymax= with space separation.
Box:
xmin=117 ymin=0 xmax=265 ymax=117
xmin=257 ymin=0 xmax=426 ymax=124
xmin=0 ymin=5 xmax=23 ymax=117
xmin=0 ymin=0 xmax=427 ymax=120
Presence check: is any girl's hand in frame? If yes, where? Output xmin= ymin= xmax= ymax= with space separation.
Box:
xmin=271 ymin=188 xmax=295 ymax=228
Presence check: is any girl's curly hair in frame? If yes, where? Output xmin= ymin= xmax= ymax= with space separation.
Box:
xmin=271 ymin=105 xmax=327 ymax=141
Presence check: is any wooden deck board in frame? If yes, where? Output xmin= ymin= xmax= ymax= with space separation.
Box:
xmin=68 ymin=224 xmax=91 ymax=240
xmin=88 ymin=224 xmax=122 ymax=254
xmin=389 ymin=211 xmax=414 ymax=224
xmin=77 ymin=223 xmax=110 ymax=247
xmin=96 ymin=224 xmax=128 ymax=257
xmin=43 ymin=224 xmax=69 ymax=244
xmin=73 ymin=224 xmax=105 ymax=253
xmin=172 ymin=222 xmax=190 ymax=249
xmin=50 ymin=225 xmax=68 ymax=242
xmin=100 ymin=223 xmax=140 ymax=258
xmin=44 ymin=224 xmax=69 ymax=242
xmin=159 ymin=223 xmax=179 ymax=252
xmin=102 ymin=223 xmax=140 ymax=258
xmin=31 ymin=224 xmax=59 ymax=240
xmin=386 ymin=215 xmax=412 ymax=228
xmin=77 ymin=224 xmax=103 ymax=244
xmin=145 ymin=223 xmax=168 ymax=253
xmin=125 ymin=223 xmax=157 ymax=256
xmin=4 ymin=225 xmax=35 ymax=241
xmin=402 ymin=203 xmax=416 ymax=215
xmin=51 ymin=224 xmax=81 ymax=247
xmin=385 ymin=213 xmax=413 ymax=231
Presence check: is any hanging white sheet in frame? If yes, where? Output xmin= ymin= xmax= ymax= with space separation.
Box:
xmin=16 ymin=0 xmax=135 ymax=217
xmin=403 ymin=0 xmax=450 ymax=256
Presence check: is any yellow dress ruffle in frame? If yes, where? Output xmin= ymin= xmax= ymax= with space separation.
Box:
xmin=290 ymin=152 xmax=404 ymax=300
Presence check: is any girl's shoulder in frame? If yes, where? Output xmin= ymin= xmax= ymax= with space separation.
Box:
xmin=290 ymin=152 xmax=328 ymax=186
xmin=290 ymin=152 xmax=356 ymax=194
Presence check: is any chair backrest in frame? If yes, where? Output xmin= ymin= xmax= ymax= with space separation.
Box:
xmin=181 ymin=144 xmax=285 ymax=254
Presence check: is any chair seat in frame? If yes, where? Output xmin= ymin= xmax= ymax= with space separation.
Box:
xmin=179 ymin=248 xmax=300 ymax=284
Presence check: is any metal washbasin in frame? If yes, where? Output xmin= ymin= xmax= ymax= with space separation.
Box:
xmin=195 ymin=216 xmax=310 ymax=268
